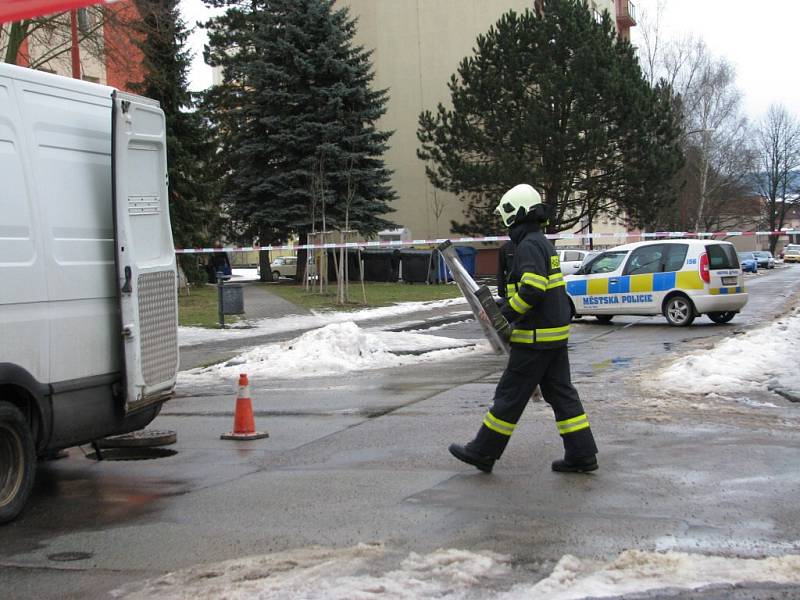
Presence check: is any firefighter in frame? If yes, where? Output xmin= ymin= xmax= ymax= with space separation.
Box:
xmin=497 ymin=240 xmax=516 ymax=299
xmin=449 ymin=184 xmax=598 ymax=473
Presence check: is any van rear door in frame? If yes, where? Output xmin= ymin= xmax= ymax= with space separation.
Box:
xmin=112 ymin=91 xmax=178 ymax=414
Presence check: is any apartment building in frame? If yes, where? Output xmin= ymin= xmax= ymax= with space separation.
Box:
xmin=335 ymin=0 xmax=636 ymax=240
xmin=0 ymin=1 xmax=143 ymax=90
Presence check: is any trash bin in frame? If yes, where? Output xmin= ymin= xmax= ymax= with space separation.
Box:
xmin=400 ymin=250 xmax=437 ymax=283
xmin=455 ymin=246 xmax=477 ymax=277
xmin=325 ymin=249 xmax=364 ymax=282
xmin=362 ymin=250 xmax=397 ymax=282
xmin=220 ymin=283 xmax=244 ymax=315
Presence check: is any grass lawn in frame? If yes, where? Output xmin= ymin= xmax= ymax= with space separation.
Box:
xmin=178 ymin=285 xmax=242 ymax=328
xmin=179 ymin=281 xmax=463 ymax=328
xmin=260 ymin=281 xmax=462 ymax=312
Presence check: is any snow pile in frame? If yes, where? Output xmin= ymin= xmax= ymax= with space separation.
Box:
xmin=179 ymin=322 xmax=483 ymax=382
xmin=112 ymin=544 xmax=512 ymax=600
xmin=179 ymin=297 xmax=467 ymax=346
xmin=113 ymin=546 xmax=800 ymax=600
xmin=651 ymin=310 xmax=800 ymax=398
xmin=501 ymin=550 xmax=800 ymax=599
xmin=231 ymin=268 xmax=259 ymax=281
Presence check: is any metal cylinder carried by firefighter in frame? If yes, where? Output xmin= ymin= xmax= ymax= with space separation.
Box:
xmin=438 ymin=241 xmax=510 ymax=355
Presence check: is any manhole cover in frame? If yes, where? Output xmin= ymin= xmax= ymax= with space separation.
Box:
xmin=48 ymin=551 xmax=94 ymax=562
xmin=86 ymin=448 xmax=177 ymax=461
xmin=95 ymin=429 xmax=177 ymax=449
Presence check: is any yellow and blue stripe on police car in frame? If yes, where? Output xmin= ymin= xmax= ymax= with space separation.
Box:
xmin=566 ymin=271 xmax=706 ymax=306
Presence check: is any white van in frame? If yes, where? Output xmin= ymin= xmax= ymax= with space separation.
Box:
xmin=558 ymin=249 xmax=594 ymax=275
xmin=566 ymin=240 xmax=747 ymax=326
xmin=0 ymin=64 xmax=178 ymax=523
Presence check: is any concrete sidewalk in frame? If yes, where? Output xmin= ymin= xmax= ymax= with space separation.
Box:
xmin=240 ymin=281 xmax=311 ymax=320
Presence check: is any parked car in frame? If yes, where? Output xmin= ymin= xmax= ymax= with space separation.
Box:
xmin=737 ymin=252 xmax=759 ymax=273
xmin=558 ymin=249 xmax=594 ymax=275
xmin=566 ymin=240 xmax=747 ymax=326
xmin=263 ymin=256 xmax=317 ymax=280
xmin=753 ymin=250 xmax=775 ymax=269
xmin=270 ymin=256 xmax=299 ymax=279
xmin=784 ymin=246 xmax=800 ymax=263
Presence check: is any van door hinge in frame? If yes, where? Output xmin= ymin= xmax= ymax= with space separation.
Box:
xmin=122 ymin=325 xmax=134 ymax=338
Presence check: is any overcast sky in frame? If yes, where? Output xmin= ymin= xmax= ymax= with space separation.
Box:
xmin=181 ymin=0 xmax=799 ymax=122
xmin=632 ymin=0 xmax=800 ymax=121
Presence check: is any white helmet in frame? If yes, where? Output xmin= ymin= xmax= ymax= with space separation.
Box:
xmin=494 ymin=184 xmax=544 ymax=227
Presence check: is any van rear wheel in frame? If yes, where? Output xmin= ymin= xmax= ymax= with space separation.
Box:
xmin=272 ymin=271 xmax=281 ymax=280
xmin=708 ymin=311 xmax=736 ymax=324
xmin=595 ymin=315 xmax=614 ymax=324
xmin=0 ymin=402 xmax=36 ymax=525
xmin=664 ymin=295 xmax=695 ymax=327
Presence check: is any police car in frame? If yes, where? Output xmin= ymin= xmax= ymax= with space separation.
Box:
xmin=566 ymin=240 xmax=748 ymax=326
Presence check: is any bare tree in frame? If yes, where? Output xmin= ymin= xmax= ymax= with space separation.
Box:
xmin=636 ymin=0 xmax=666 ymax=87
xmin=684 ymin=59 xmax=755 ymax=230
xmin=1 ymin=6 xmax=138 ymax=77
xmin=428 ymin=188 xmax=449 ymax=239
xmin=636 ymin=26 xmax=755 ymax=231
xmin=754 ymin=105 xmax=800 ymax=253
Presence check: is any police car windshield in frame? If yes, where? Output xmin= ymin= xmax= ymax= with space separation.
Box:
xmin=584 ymin=251 xmax=627 ymax=274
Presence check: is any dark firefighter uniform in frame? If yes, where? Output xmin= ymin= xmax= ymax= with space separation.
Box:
xmin=497 ymin=240 xmax=516 ymax=298
xmin=469 ymin=220 xmax=598 ymax=467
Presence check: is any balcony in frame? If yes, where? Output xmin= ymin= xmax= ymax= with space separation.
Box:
xmin=616 ymin=0 xmax=637 ymax=27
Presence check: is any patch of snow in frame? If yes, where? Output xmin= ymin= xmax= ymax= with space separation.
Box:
xmin=112 ymin=545 xmax=512 ymax=600
xmin=179 ymin=322 xmax=485 ymax=382
xmin=112 ymin=546 xmax=800 ymax=600
xmin=648 ymin=310 xmax=800 ymax=400
xmin=499 ymin=550 xmax=800 ymax=600
xmin=231 ymin=268 xmax=259 ymax=281
xmin=179 ymin=297 xmax=467 ymax=347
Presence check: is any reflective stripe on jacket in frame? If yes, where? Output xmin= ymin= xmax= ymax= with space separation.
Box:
xmin=500 ymin=224 xmax=572 ymax=349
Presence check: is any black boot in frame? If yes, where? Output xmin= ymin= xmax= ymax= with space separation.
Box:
xmin=552 ymin=455 xmax=598 ymax=473
xmin=449 ymin=443 xmax=495 ymax=473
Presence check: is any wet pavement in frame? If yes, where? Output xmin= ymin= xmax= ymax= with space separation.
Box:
xmin=3 ymin=266 xmax=800 ymax=599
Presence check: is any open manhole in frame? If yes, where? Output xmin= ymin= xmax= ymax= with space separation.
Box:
xmin=96 ymin=429 xmax=177 ymax=449
xmin=86 ymin=447 xmax=177 ymax=461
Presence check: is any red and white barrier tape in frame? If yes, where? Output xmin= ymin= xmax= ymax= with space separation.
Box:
xmin=174 ymin=230 xmax=800 ymax=254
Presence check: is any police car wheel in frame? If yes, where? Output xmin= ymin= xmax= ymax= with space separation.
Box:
xmin=664 ymin=295 xmax=695 ymax=327
xmin=707 ymin=311 xmax=736 ymax=324
xmin=595 ymin=315 xmax=614 ymax=324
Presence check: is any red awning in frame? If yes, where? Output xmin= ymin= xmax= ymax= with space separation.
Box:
xmin=0 ymin=1 xmax=116 ymax=23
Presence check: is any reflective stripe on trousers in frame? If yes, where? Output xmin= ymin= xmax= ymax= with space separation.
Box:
xmin=510 ymin=324 xmax=570 ymax=344
xmin=482 ymin=411 xmax=516 ymax=436
xmin=556 ymin=413 xmax=590 ymax=435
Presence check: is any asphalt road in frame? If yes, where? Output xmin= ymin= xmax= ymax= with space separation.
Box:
xmin=2 ymin=266 xmax=800 ymax=599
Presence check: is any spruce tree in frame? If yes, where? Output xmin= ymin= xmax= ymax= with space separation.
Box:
xmin=417 ymin=0 xmax=683 ymax=234
xmin=203 ymin=0 xmax=395 ymax=249
xmin=131 ymin=0 xmax=220 ymax=261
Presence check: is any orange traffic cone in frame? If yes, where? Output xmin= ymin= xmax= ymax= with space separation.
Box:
xmin=221 ymin=373 xmax=269 ymax=440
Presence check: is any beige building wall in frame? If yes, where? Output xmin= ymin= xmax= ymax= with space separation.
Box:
xmin=338 ymin=0 xmax=616 ymax=240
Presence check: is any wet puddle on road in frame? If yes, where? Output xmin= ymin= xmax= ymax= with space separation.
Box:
xmin=591 ymin=357 xmax=633 ymax=371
